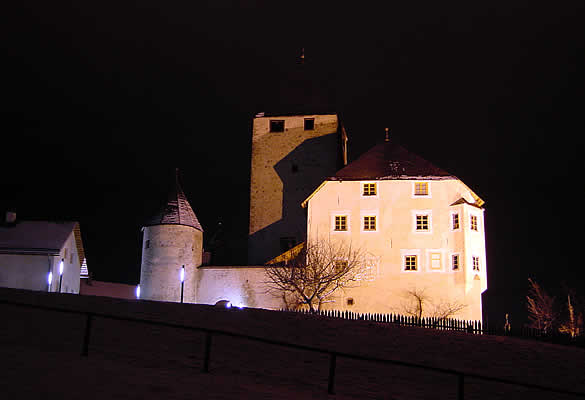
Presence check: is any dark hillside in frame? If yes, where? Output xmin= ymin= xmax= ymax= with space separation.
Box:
xmin=1 ymin=288 xmax=583 ymax=399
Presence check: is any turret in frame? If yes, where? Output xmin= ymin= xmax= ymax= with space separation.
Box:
xmin=139 ymin=169 xmax=203 ymax=303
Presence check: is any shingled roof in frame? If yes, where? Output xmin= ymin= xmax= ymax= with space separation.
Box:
xmin=0 ymin=221 xmax=78 ymax=255
xmin=332 ymin=140 xmax=455 ymax=181
xmin=144 ymin=170 xmax=203 ymax=231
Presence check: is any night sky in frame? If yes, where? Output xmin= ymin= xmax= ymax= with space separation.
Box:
xmin=2 ymin=1 xmax=583 ymax=326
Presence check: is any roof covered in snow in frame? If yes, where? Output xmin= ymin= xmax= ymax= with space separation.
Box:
xmin=0 ymin=221 xmax=77 ymax=255
xmin=331 ymin=139 xmax=455 ymax=180
xmin=144 ymin=170 xmax=203 ymax=231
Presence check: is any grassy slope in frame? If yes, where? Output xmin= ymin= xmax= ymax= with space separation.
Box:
xmin=1 ymin=287 xmax=583 ymax=399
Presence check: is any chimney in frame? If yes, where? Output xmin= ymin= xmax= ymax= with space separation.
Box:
xmin=5 ymin=211 xmax=16 ymax=224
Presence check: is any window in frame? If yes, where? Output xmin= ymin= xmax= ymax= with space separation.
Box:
xmin=405 ymin=255 xmax=417 ymax=271
xmin=347 ymin=298 xmax=354 ymax=306
xmin=452 ymin=213 xmax=460 ymax=230
xmin=334 ymin=215 xmax=347 ymax=231
xmin=145 ymin=240 xmax=150 ymax=249
xmin=363 ymin=183 xmax=377 ymax=196
xmin=470 ymin=215 xmax=478 ymax=231
xmin=363 ymin=216 xmax=376 ymax=231
xmin=472 ymin=256 xmax=480 ymax=271
xmin=304 ymin=118 xmax=315 ymax=131
xmin=414 ymin=182 xmax=428 ymax=196
xmin=334 ymin=260 xmax=348 ymax=273
xmin=416 ymin=215 xmax=429 ymax=231
xmin=291 ymin=163 xmax=299 ymax=173
xmin=430 ymin=253 xmax=441 ymax=270
xmin=280 ymin=237 xmax=296 ymax=253
xmin=269 ymin=120 xmax=285 ymax=132
xmin=452 ymin=254 xmax=459 ymax=270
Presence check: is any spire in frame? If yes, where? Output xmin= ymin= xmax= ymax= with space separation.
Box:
xmin=144 ymin=169 xmax=203 ymax=231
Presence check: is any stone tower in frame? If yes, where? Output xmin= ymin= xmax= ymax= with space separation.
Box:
xmin=248 ymin=52 xmax=348 ymax=265
xmin=140 ymin=170 xmax=203 ymax=302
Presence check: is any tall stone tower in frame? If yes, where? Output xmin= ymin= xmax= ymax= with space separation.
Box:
xmin=140 ymin=170 xmax=203 ymax=302
xmin=248 ymin=52 xmax=348 ymax=265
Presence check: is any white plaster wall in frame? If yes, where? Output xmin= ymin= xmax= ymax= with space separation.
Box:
xmin=55 ymin=231 xmax=82 ymax=294
xmin=0 ymin=231 xmax=81 ymax=294
xmin=140 ymin=225 xmax=202 ymax=303
xmin=195 ymin=266 xmax=285 ymax=309
xmin=306 ymin=179 xmax=487 ymax=320
xmin=0 ymin=254 xmax=53 ymax=291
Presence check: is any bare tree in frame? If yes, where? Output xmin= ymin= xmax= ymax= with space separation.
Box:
xmin=401 ymin=287 xmax=467 ymax=320
xmin=264 ymin=240 xmax=367 ymax=312
xmin=526 ymin=278 xmax=557 ymax=333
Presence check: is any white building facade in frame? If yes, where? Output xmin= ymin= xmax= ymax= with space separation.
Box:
xmin=302 ymin=139 xmax=487 ymax=320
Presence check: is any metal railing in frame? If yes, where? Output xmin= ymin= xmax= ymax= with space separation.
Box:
xmin=2 ymin=298 xmax=583 ymax=399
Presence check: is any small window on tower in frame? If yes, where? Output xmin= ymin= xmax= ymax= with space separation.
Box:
xmin=270 ymin=120 xmax=285 ymax=132
xmin=304 ymin=118 xmax=315 ymax=131
xmin=145 ymin=240 xmax=150 ymax=249
xmin=347 ymin=298 xmax=354 ymax=306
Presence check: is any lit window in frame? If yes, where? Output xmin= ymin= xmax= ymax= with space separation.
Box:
xmin=270 ymin=120 xmax=285 ymax=132
xmin=470 ymin=215 xmax=478 ymax=231
xmin=363 ymin=183 xmax=376 ymax=196
xmin=416 ymin=215 xmax=429 ymax=231
xmin=334 ymin=260 xmax=348 ymax=273
xmin=472 ymin=256 xmax=480 ymax=271
xmin=405 ymin=255 xmax=417 ymax=271
xmin=363 ymin=216 xmax=376 ymax=231
xmin=452 ymin=255 xmax=459 ymax=270
xmin=304 ymin=118 xmax=315 ymax=130
xmin=334 ymin=215 xmax=347 ymax=231
xmin=414 ymin=182 xmax=428 ymax=196
xmin=452 ymin=213 xmax=460 ymax=230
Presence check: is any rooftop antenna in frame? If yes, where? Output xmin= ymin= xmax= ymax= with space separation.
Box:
xmin=385 ymin=127 xmax=390 ymax=142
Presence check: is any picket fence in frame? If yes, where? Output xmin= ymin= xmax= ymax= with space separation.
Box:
xmin=282 ymin=308 xmax=585 ymax=347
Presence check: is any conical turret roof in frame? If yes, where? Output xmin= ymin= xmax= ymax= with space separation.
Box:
xmin=144 ymin=169 xmax=203 ymax=231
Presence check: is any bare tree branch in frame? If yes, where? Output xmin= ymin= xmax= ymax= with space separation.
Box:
xmin=264 ymin=240 xmax=368 ymax=312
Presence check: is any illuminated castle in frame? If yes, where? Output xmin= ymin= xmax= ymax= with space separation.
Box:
xmin=139 ymin=55 xmax=487 ymax=320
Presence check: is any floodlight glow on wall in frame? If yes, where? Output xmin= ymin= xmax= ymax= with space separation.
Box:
xmin=47 ymin=271 xmax=53 ymax=292
xmin=58 ymin=259 xmax=64 ymax=293
xmin=136 ymin=285 xmax=141 ymax=299
xmin=180 ymin=265 xmax=185 ymax=304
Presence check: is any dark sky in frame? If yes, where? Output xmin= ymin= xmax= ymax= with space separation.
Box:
xmin=2 ymin=1 xmax=583 ymax=326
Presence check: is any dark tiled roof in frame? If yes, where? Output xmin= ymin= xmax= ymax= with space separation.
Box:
xmin=332 ymin=140 xmax=455 ymax=180
xmin=144 ymin=172 xmax=203 ymax=231
xmin=0 ymin=221 xmax=77 ymax=255
xmin=450 ymin=197 xmax=484 ymax=209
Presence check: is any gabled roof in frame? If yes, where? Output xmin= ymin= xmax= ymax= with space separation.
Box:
xmin=302 ymin=138 xmax=485 ymax=208
xmin=332 ymin=140 xmax=454 ymax=181
xmin=144 ymin=170 xmax=203 ymax=231
xmin=0 ymin=221 xmax=78 ymax=255
xmin=450 ymin=197 xmax=484 ymax=209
